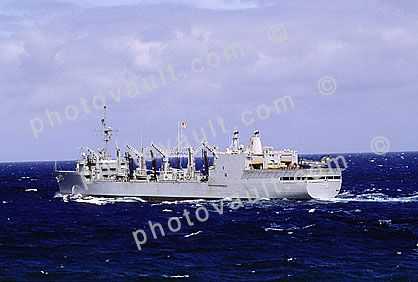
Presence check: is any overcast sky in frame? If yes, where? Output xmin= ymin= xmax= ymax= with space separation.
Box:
xmin=0 ymin=0 xmax=417 ymax=161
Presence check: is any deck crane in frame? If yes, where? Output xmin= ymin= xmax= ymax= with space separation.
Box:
xmin=126 ymin=145 xmax=147 ymax=180
xmin=151 ymin=143 xmax=171 ymax=176
xmin=126 ymin=145 xmax=146 ymax=171
xmin=202 ymin=141 xmax=218 ymax=159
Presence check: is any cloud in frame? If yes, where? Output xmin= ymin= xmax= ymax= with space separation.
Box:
xmin=59 ymin=0 xmax=262 ymax=10
xmin=0 ymin=0 xmax=418 ymax=160
xmin=0 ymin=39 xmax=26 ymax=64
xmin=124 ymin=38 xmax=166 ymax=70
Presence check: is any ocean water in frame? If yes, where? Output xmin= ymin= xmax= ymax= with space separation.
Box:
xmin=1 ymin=153 xmax=418 ymax=281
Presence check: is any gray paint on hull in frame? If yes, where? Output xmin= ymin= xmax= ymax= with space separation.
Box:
xmin=57 ymin=169 xmax=342 ymax=200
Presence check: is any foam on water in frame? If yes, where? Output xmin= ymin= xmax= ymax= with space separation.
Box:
xmin=25 ymin=188 xmax=38 ymax=192
xmin=184 ymin=231 xmax=202 ymax=238
xmin=59 ymin=194 xmax=147 ymax=205
xmin=162 ymin=275 xmax=190 ymax=279
xmin=2 ymin=153 xmax=418 ymax=280
xmin=264 ymin=227 xmax=284 ymax=232
xmin=265 ymin=223 xmax=316 ymax=233
xmin=54 ymin=190 xmax=418 ymax=207
xmin=332 ymin=191 xmax=418 ymax=203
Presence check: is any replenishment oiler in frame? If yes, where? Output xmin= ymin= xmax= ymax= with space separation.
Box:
xmin=56 ymin=106 xmax=342 ymax=201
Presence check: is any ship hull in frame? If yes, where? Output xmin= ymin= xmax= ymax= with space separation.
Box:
xmin=57 ymin=169 xmax=342 ymax=201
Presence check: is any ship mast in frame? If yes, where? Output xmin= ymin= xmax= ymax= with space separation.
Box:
xmin=101 ymin=105 xmax=113 ymax=159
xmin=177 ymin=121 xmax=187 ymax=155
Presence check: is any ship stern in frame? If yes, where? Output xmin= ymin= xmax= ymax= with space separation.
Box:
xmin=306 ymin=179 xmax=342 ymax=200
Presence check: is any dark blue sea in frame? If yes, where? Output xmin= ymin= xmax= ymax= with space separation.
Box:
xmin=1 ymin=152 xmax=418 ymax=281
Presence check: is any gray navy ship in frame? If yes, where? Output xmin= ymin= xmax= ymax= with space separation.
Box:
xmin=56 ymin=106 xmax=342 ymax=201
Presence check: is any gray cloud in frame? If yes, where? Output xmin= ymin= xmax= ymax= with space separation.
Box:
xmin=60 ymin=0 xmax=264 ymax=10
xmin=0 ymin=0 xmax=417 ymax=160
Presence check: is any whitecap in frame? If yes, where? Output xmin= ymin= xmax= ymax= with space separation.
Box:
xmin=332 ymin=192 xmax=418 ymax=203
xmin=302 ymin=224 xmax=316 ymax=229
xmin=265 ymin=227 xmax=284 ymax=232
xmin=259 ymin=198 xmax=271 ymax=201
xmin=61 ymin=195 xmax=147 ymax=205
xmin=184 ymin=231 xmax=202 ymax=238
xmin=152 ymin=199 xmax=206 ymax=206
xmin=378 ymin=219 xmax=392 ymax=225
xmin=25 ymin=188 xmax=38 ymax=192
xmin=74 ymin=197 xmax=111 ymax=205
xmin=162 ymin=275 xmax=190 ymax=279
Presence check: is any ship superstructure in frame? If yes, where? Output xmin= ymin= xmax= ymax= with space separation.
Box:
xmin=56 ymin=107 xmax=342 ymax=200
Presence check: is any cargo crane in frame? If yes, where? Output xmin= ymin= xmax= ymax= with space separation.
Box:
xmin=126 ymin=145 xmax=147 ymax=180
xmin=201 ymin=142 xmax=217 ymax=181
xmin=202 ymin=141 xmax=218 ymax=159
xmin=151 ymin=144 xmax=174 ymax=181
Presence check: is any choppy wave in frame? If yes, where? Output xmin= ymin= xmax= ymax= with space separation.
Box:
xmin=54 ymin=192 xmax=418 ymax=207
xmin=1 ymin=153 xmax=418 ymax=280
xmin=184 ymin=231 xmax=202 ymax=238
xmin=162 ymin=275 xmax=190 ymax=279
xmin=332 ymin=191 xmax=418 ymax=203
xmin=151 ymin=199 xmax=209 ymax=206
xmin=58 ymin=194 xmax=147 ymax=205
xmin=265 ymin=224 xmax=316 ymax=232
xmin=25 ymin=188 xmax=38 ymax=192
